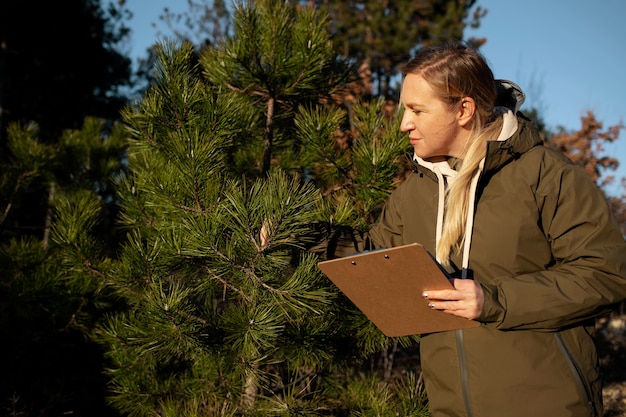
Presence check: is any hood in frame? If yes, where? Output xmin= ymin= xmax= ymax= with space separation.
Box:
xmin=484 ymin=80 xmax=544 ymax=174
xmin=495 ymin=79 xmax=526 ymax=113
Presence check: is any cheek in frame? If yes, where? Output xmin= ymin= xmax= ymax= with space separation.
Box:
xmin=418 ymin=123 xmax=439 ymax=140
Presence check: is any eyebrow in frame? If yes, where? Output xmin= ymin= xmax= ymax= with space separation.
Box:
xmin=403 ymin=101 xmax=424 ymax=109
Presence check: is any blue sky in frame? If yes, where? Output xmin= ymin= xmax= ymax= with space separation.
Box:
xmin=468 ymin=0 xmax=626 ymax=195
xmin=124 ymin=0 xmax=626 ymax=195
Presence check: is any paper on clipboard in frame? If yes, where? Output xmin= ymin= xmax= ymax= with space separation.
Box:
xmin=317 ymin=243 xmax=480 ymax=337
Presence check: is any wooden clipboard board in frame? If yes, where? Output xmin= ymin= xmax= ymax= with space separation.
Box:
xmin=318 ymin=243 xmax=480 ymax=337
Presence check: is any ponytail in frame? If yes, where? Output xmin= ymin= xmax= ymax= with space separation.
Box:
xmin=437 ymin=117 xmax=503 ymax=267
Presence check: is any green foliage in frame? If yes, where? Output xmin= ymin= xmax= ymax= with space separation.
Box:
xmin=350 ymin=371 xmax=430 ymax=417
xmin=3 ymin=0 xmax=625 ymax=415
xmin=0 ymin=116 xmax=128 ymax=415
xmin=0 ymin=123 xmax=57 ymax=232
xmin=203 ymin=0 xmax=345 ymax=103
xmin=200 ymin=0 xmax=356 ymax=175
xmin=58 ymin=117 xmax=128 ymax=193
xmin=0 ymin=213 xmax=116 ymax=415
xmin=49 ymin=19 xmax=423 ymax=414
xmin=298 ymin=99 xmax=408 ymax=230
xmin=0 ymin=237 xmax=64 ymax=333
xmin=4 ymin=122 xmax=57 ymax=174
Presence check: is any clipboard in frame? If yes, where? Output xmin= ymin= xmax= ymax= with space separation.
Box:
xmin=317 ymin=243 xmax=480 ymax=337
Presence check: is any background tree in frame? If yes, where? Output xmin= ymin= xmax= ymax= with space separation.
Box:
xmin=131 ymin=0 xmax=234 ymax=98
xmin=156 ymin=0 xmax=486 ymax=101
xmin=547 ymin=111 xmax=622 ymax=188
xmin=0 ymin=119 xmax=127 ymax=416
xmin=608 ymin=182 xmax=626 ymax=235
xmin=0 ymin=0 xmax=132 ymax=145
xmin=301 ymin=0 xmax=486 ymax=98
xmin=0 ymin=1 xmax=134 ymax=413
xmin=158 ymin=0 xmax=233 ymax=48
xmin=0 ymin=0 xmax=133 ymax=243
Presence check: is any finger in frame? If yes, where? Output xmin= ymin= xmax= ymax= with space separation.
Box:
xmin=427 ymin=300 xmax=478 ymax=319
xmin=427 ymin=300 xmax=462 ymax=311
xmin=422 ymin=289 xmax=462 ymax=301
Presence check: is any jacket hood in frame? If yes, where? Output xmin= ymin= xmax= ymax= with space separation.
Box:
xmin=484 ymin=80 xmax=543 ymax=174
xmin=495 ymin=79 xmax=525 ymax=113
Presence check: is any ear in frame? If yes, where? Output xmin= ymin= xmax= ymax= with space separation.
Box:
xmin=457 ymin=97 xmax=476 ymax=127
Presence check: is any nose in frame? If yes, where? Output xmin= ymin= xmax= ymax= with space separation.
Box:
xmin=400 ymin=110 xmax=414 ymax=133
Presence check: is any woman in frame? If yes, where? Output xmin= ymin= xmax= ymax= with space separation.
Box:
xmin=367 ymin=43 xmax=626 ymax=416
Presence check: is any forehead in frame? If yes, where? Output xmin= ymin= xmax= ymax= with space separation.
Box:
xmin=400 ymin=73 xmax=439 ymax=106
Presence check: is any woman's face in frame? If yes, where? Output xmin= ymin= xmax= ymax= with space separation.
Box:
xmin=400 ymin=73 xmax=469 ymax=162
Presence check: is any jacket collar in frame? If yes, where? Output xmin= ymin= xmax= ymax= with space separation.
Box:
xmin=483 ymin=113 xmax=544 ymax=173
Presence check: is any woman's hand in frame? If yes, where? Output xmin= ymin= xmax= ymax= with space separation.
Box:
xmin=422 ymin=279 xmax=484 ymax=320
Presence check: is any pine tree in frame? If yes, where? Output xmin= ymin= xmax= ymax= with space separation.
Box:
xmin=200 ymin=0 xmax=355 ymax=176
xmin=0 ymin=118 xmax=126 ymax=415
xmin=51 ymin=2 xmax=428 ymax=415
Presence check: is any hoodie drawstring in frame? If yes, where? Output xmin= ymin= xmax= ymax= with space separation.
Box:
xmin=460 ymin=160 xmax=485 ymax=279
xmin=433 ymin=167 xmax=446 ymax=263
xmin=416 ymin=157 xmax=457 ymax=264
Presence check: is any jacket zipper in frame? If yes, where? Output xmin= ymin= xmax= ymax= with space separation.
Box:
xmin=456 ymin=329 xmax=474 ymax=417
xmin=555 ymin=332 xmax=597 ymax=417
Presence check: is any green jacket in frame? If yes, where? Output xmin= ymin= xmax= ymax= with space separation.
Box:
xmin=368 ymin=108 xmax=626 ymax=416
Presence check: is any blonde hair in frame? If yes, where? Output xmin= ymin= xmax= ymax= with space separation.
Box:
xmin=403 ymin=43 xmax=503 ymax=266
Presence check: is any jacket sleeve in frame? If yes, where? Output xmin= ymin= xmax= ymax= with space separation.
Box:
xmin=368 ymin=185 xmax=407 ymax=250
xmin=479 ymin=155 xmax=626 ymax=331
